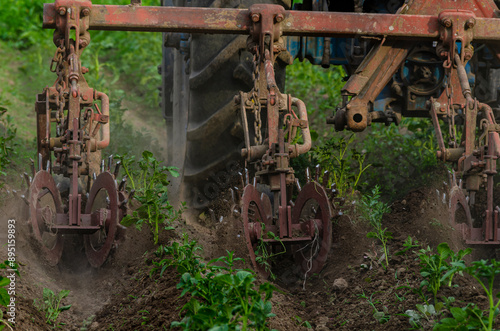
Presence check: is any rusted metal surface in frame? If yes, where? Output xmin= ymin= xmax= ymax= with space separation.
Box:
xmin=30 ymin=0 xmax=131 ymax=267
xmin=291 ymin=182 xmax=332 ymax=276
xmin=235 ymin=4 xmax=334 ymax=277
xmin=43 ymin=3 xmax=500 ymax=43
xmin=29 ymin=170 xmax=64 ymax=265
xmin=84 ymin=171 xmax=119 ymax=268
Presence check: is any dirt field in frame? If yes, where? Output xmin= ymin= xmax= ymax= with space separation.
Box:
xmin=1 ymin=166 xmax=499 ymax=331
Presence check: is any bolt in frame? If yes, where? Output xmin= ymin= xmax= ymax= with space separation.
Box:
xmin=465 ymin=18 xmax=475 ymax=28
xmin=251 ymin=13 xmax=260 ymax=22
xmin=464 ymin=52 xmax=473 ymax=61
xmin=276 ymin=13 xmax=284 ymax=22
xmin=441 ymin=17 xmax=452 ymax=28
xmin=58 ymin=7 xmax=67 ymax=16
xmin=81 ymin=8 xmax=90 ymax=17
xmin=79 ymin=39 xmax=88 ymax=48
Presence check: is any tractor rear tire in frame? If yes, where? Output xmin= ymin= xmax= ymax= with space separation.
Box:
xmin=163 ymin=0 xmax=290 ymax=209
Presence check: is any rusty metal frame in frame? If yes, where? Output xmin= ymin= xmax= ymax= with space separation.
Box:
xmin=43 ymin=4 xmax=500 ymax=42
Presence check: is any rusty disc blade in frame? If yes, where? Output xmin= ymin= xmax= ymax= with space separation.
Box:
xmin=241 ymin=184 xmax=273 ymax=278
xmin=291 ymin=181 xmax=332 ymax=276
xmin=83 ymin=171 xmax=118 ymax=268
xmin=29 ymin=170 xmax=64 ymax=266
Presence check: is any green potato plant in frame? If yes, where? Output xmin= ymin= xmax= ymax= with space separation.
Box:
xmin=117 ymin=151 xmax=181 ymax=245
xmin=33 ymin=288 xmax=71 ymax=326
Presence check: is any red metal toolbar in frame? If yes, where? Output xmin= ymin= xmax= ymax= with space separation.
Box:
xmin=43 ymin=4 xmax=500 ymax=42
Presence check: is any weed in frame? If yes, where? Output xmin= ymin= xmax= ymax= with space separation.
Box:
xmin=312 ymin=134 xmax=371 ymax=198
xmin=359 ymin=186 xmax=391 ymax=267
xmin=255 ymin=226 xmax=286 ymax=280
xmin=358 ymin=291 xmax=390 ymax=324
xmin=118 ymin=151 xmax=182 ymax=245
xmin=0 ymin=99 xmax=17 ymax=186
xmin=33 ymin=288 xmax=72 ymax=326
xmin=292 ymin=315 xmax=312 ymax=328
xmin=395 ymin=236 xmax=420 ymax=256
xmin=405 ymin=303 xmax=444 ymax=329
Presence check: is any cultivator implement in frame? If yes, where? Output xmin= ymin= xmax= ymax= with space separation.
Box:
xmin=34 ymin=0 xmax=500 ymax=271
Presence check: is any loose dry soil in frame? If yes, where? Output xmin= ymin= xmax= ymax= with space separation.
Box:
xmin=1 ymin=169 xmax=500 ymax=330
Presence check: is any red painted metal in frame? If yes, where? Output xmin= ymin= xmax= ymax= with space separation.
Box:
xmin=43 ymin=4 xmax=500 ymax=43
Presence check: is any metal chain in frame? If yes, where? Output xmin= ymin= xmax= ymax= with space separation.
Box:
xmin=250 ymin=53 xmax=263 ymax=145
xmin=445 ymin=71 xmax=458 ymax=148
xmin=51 ymin=42 xmax=67 ymax=129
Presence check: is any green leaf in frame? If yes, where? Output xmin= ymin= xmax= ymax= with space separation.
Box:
xmin=58 ymin=290 xmax=70 ymax=299
xmin=0 ymin=276 xmax=9 ymax=287
xmin=450 ymin=307 xmax=466 ymax=322
xmin=437 ymin=243 xmax=451 ymax=259
xmin=0 ymin=288 xmax=9 ymax=307
xmin=59 ymin=304 xmax=72 ymax=311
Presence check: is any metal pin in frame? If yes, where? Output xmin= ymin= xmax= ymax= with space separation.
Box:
xmin=20 ymin=194 xmax=29 ymax=205
xmin=23 ymin=173 xmax=31 ymax=188
xmin=315 ymin=164 xmax=321 ymax=182
xmin=322 ymin=170 xmax=329 ymax=188
xmin=108 ymin=154 xmax=113 ymax=171
xmin=86 ymin=193 xmax=89 ymax=200
xmin=306 ymin=167 xmax=311 ymax=183
xmin=56 ymin=126 xmax=60 ymax=136
xmin=30 ymin=158 xmax=35 ymax=176
xmin=46 ymin=160 xmax=51 ymax=172
xmin=93 ymin=172 xmax=97 ymax=181
xmin=295 ymin=178 xmax=302 ymax=192
xmin=289 ymin=200 xmax=295 ymax=207
xmin=101 ymin=160 xmax=105 ymax=173
xmin=238 ymin=172 xmax=245 ymax=188
xmin=114 ymin=161 xmax=121 ymax=178
xmin=119 ymin=175 xmax=128 ymax=191
xmin=38 ymin=153 xmax=42 ymax=171
xmin=245 ymin=168 xmax=249 ymax=185
xmin=233 ymin=186 xmax=240 ymax=202
xmin=252 ymin=176 xmax=257 ymax=186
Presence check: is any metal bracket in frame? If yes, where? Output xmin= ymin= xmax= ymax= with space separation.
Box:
xmin=438 ymin=10 xmax=476 ymax=65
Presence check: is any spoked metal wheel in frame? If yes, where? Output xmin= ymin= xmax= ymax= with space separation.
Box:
xmin=29 ymin=170 xmax=64 ymax=265
xmin=241 ymin=184 xmax=273 ymax=277
xmin=84 ymin=171 xmax=118 ymax=267
xmin=291 ymin=182 xmax=333 ymax=276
